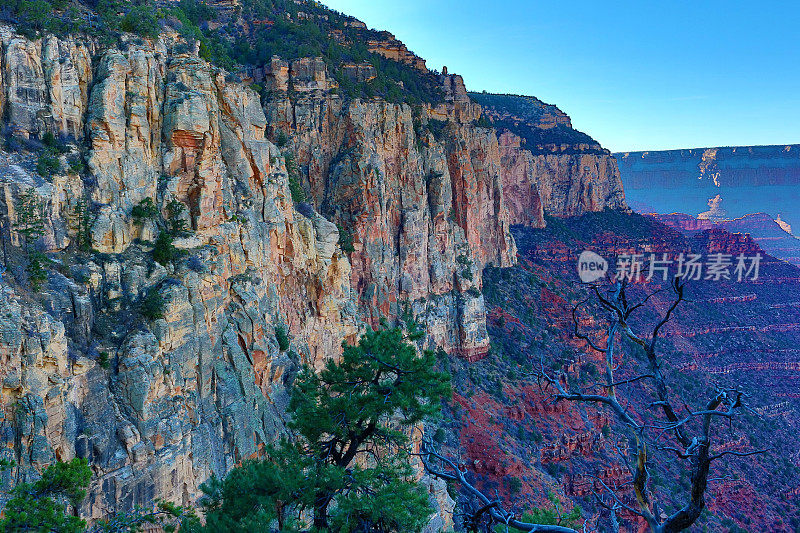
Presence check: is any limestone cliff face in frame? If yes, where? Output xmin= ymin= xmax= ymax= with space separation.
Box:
xmin=532 ymin=149 xmax=626 ymax=217
xmin=1 ymin=28 xmax=356 ymax=519
xmin=264 ymin=85 xmax=514 ymax=360
xmin=474 ymin=92 xmax=627 ymax=220
xmin=0 ymin=22 xmax=625 ymax=523
xmin=1 ymin=27 xmax=95 ymax=139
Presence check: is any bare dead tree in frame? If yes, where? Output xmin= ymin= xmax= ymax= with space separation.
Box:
xmin=419 ymin=436 xmax=582 ymax=533
xmin=535 ymin=277 xmax=766 ymax=533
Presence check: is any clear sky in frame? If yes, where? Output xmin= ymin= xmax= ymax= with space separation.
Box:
xmin=320 ymin=0 xmax=800 ymax=152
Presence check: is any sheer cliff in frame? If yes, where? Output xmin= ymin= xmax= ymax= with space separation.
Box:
xmin=471 ymin=92 xmax=627 ymax=223
xmin=0 ymin=1 xmax=626 ymax=524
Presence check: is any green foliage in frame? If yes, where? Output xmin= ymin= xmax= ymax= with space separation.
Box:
xmin=336 ymin=222 xmax=355 ymax=254
xmin=493 ymin=492 xmax=582 ymax=532
xmin=274 ymin=129 xmax=289 ymax=148
xmin=4 ymin=0 xmax=58 ymax=36
xmin=283 ymin=153 xmax=306 ymax=203
xmin=36 ymin=151 xmax=61 ymax=177
xmin=176 ymin=0 xmax=217 ymax=25
xmin=68 ymin=155 xmax=85 ymax=174
xmin=41 ymin=131 xmax=59 ymax=150
xmin=166 ymin=199 xmax=188 ymax=234
xmin=0 ymin=458 xmax=91 ymax=533
xmin=14 ymin=189 xmax=49 ymax=289
xmin=399 ymin=302 xmax=424 ymax=341
xmin=120 ymin=3 xmax=160 ymax=39
xmin=70 ymin=198 xmax=92 ymax=251
xmin=94 ymin=500 xmax=200 ymax=532
xmin=26 ymin=250 xmax=49 ymax=290
xmin=475 ymin=114 xmax=493 ymax=128
xmin=131 ymin=198 xmax=158 ymax=223
xmin=426 ymin=118 xmax=448 ymax=141
xmin=192 ymin=326 xmax=451 ymax=531
xmin=274 ymin=324 xmax=290 ymax=351
xmin=152 ymin=231 xmax=180 ymax=265
xmin=98 ymin=351 xmax=110 ymax=369
xmin=14 ymin=189 xmax=45 ymax=250
xmin=140 ymin=286 xmax=166 ymax=320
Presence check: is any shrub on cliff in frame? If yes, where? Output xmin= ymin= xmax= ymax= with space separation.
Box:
xmin=140 ymin=286 xmax=166 ymax=320
xmin=14 ymin=188 xmax=49 ymax=290
xmin=152 ymin=232 xmax=180 ymax=266
xmin=131 ymin=198 xmax=158 ymax=224
xmin=283 ymin=153 xmax=307 ymax=203
xmin=336 ymin=222 xmax=355 ymax=254
xmin=36 ymin=151 xmax=61 ymax=177
xmin=190 ymin=326 xmax=451 ymax=532
xmin=274 ymin=324 xmax=290 ymax=351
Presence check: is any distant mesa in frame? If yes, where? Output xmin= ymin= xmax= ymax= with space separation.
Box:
xmin=617 ymin=144 xmax=800 ymax=264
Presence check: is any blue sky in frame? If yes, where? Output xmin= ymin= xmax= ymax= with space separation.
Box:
xmin=320 ymin=0 xmax=800 ymax=152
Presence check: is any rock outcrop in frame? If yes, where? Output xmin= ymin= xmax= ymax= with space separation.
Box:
xmin=1 ymin=28 xmax=95 ymax=139
xmin=0 ymin=20 xmax=627 ymax=525
xmin=264 ymin=81 xmax=515 ymax=360
xmin=367 ymin=31 xmax=427 ymax=71
xmin=471 ymin=92 xmax=627 ymax=219
xmin=0 ymin=27 xmax=356 ymax=519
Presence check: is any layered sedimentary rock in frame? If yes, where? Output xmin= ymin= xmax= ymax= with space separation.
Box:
xmin=1 ymin=28 xmax=95 ymax=139
xmin=472 ymin=92 xmax=627 ymax=219
xmin=533 ymin=148 xmax=626 ymax=216
xmin=264 ymin=80 xmax=515 ymax=360
xmin=367 ymin=31 xmax=427 ymax=71
xmin=616 ymin=144 xmax=800 ymax=229
xmin=0 ymin=27 xmax=356 ymax=520
xmin=497 ymin=130 xmax=625 ymax=223
xmin=0 ymin=20 xmax=626 ymax=525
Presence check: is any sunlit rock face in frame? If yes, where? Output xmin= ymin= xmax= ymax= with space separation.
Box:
xmin=0 ymin=20 xmax=627 ymax=523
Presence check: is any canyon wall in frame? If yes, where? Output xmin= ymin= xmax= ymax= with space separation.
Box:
xmin=0 ymin=23 xmax=625 ymax=522
xmin=472 ymin=92 xmax=627 ymax=222
xmin=0 ymin=28 xmax=357 ymax=519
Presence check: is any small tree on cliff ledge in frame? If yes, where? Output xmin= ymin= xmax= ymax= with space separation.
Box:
xmin=191 ymin=326 xmax=452 ymax=532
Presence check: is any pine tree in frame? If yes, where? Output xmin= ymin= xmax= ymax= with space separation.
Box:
xmin=191 ymin=326 xmax=451 ymax=532
xmin=13 ymin=188 xmax=48 ymax=290
xmin=0 ymin=458 xmax=91 ymax=532
xmin=70 ymin=197 xmax=92 ymax=252
xmin=13 ymin=188 xmax=45 ymax=254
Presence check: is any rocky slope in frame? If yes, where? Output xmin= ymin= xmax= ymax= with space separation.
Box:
xmin=452 ymin=212 xmax=800 ymax=532
xmin=0 ymin=7 xmax=626 ymax=525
